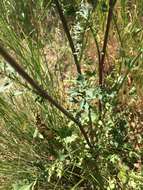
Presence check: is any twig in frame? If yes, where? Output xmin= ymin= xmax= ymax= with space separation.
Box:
xmin=54 ymin=0 xmax=81 ymax=74
xmin=0 ymin=44 xmax=93 ymax=149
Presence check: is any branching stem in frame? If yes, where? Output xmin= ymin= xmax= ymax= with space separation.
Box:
xmin=0 ymin=45 xmax=93 ymax=149
xmin=54 ymin=0 xmax=81 ymax=74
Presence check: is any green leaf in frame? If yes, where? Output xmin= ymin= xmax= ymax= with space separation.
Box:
xmin=58 ymin=127 xmax=73 ymax=139
xmin=33 ymin=128 xmax=39 ymax=138
xmin=13 ymin=181 xmax=36 ymax=190
xmin=0 ymin=80 xmax=13 ymax=93
xmin=33 ymin=128 xmax=44 ymax=139
xmin=101 ymin=2 xmax=108 ymax=12
xmin=118 ymin=169 xmax=128 ymax=184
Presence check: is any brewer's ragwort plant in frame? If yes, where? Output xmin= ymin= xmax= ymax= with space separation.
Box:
xmin=0 ymin=0 xmax=143 ymax=189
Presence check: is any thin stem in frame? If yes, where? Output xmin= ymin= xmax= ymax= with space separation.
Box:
xmin=113 ymin=14 xmax=123 ymax=48
xmin=78 ymin=11 xmax=91 ymax=64
xmin=0 ymin=44 xmax=93 ymax=149
xmin=78 ymin=4 xmax=96 ymax=65
xmin=113 ymin=14 xmax=125 ymax=74
xmin=54 ymin=0 xmax=81 ymax=74
xmin=88 ymin=105 xmax=94 ymax=143
xmin=99 ymin=0 xmax=117 ymax=86
xmin=98 ymin=0 xmax=117 ymax=114
xmin=89 ymin=25 xmax=101 ymax=64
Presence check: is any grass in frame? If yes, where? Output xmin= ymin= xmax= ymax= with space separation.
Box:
xmin=0 ymin=0 xmax=143 ymax=189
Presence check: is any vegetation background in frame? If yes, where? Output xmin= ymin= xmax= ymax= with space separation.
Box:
xmin=0 ymin=0 xmax=143 ymax=189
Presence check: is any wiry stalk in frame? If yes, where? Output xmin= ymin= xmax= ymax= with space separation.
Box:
xmin=0 ymin=44 xmax=93 ymax=149
xmin=98 ymin=0 xmax=117 ymax=113
xmin=99 ymin=0 xmax=117 ymax=87
xmin=54 ymin=0 xmax=81 ymax=74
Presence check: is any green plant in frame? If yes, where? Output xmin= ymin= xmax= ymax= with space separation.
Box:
xmin=0 ymin=0 xmax=143 ymax=189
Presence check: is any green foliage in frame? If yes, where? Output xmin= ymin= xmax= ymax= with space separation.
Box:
xmin=12 ymin=181 xmax=36 ymax=190
xmin=0 ymin=0 xmax=143 ymax=189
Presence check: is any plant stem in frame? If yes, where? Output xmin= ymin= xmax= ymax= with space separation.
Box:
xmin=90 ymin=25 xmax=101 ymax=65
xmin=98 ymin=0 xmax=116 ymax=113
xmin=113 ymin=14 xmax=123 ymax=48
xmin=0 ymin=45 xmax=93 ymax=149
xmin=113 ymin=14 xmax=124 ymax=73
xmin=54 ymin=0 xmax=82 ymax=74
xmin=99 ymin=0 xmax=117 ymax=86
xmin=78 ymin=10 xmax=91 ymax=64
